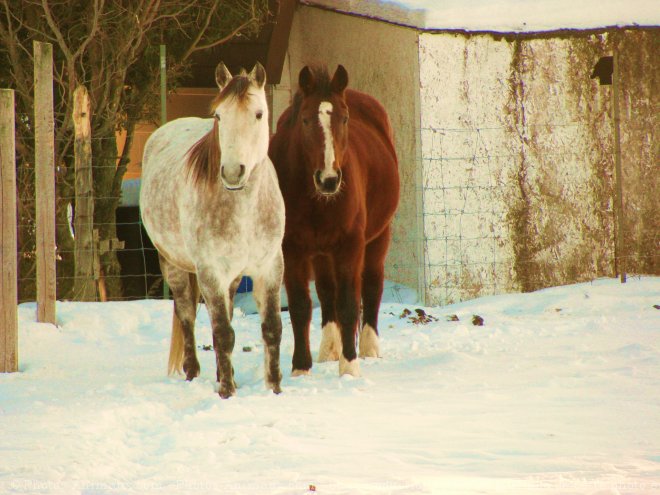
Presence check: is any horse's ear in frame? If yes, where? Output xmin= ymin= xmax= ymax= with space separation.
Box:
xmin=299 ymin=66 xmax=316 ymax=95
xmin=215 ymin=62 xmax=233 ymax=90
xmin=330 ymin=65 xmax=348 ymax=95
xmin=250 ymin=62 xmax=266 ymax=88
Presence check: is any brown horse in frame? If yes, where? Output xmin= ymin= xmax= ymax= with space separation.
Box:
xmin=269 ymin=65 xmax=399 ymax=377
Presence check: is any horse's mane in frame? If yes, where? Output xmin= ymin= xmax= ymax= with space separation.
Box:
xmin=186 ymin=75 xmax=253 ymax=187
xmin=186 ymin=118 xmax=221 ymax=187
xmin=210 ymin=74 xmax=252 ymax=109
xmin=286 ymin=65 xmax=333 ymax=127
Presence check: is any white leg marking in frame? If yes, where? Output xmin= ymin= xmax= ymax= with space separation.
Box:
xmin=339 ymin=354 xmax=360 ymax=377
xmin=318 ymin=101 xmax=336 ymax=181
xmin=318 ymin=321 xmax=341 ymax=362
xmin=291 ymin=369 xmax=312 ymax=377
xmin=359 ymin=324 xmax=380 ymax=358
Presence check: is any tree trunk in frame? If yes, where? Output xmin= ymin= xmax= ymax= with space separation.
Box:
xmin=73 ymin=86 xmax=97 ymax=301
xmin=93 ymin=131 xmax=123 ymax=299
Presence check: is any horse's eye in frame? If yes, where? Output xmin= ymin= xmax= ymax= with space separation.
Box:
xmin=256 ymin=111 xmax=263 ymax=120
xmin=302 ymin=118 xmax=309 ymax=126
xmin=214 ymin=113 xmax=221 ymax=122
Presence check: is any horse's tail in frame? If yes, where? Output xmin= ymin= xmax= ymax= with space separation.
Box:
xmin=167 ymin=272 xmax=199 ymax=375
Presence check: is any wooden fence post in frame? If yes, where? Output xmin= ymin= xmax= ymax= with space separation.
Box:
xmin=73 ymin=86 xmax=96 ymax=301
xmin=34 ymin=41 xmax=56 ymax=324
xmin=612 ymin=50 xmax=626 ymax=283
xmin=1 ymin=89 xmax=18 ymax=372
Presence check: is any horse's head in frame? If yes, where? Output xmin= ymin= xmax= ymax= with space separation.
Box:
xmin=295 ymin=65 xmax=349 ymax=197
xmin=212 ymin=62 xmax=269 ymax=190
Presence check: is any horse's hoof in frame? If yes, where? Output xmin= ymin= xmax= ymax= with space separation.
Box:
xmin=339 ymin=355 xmax=360 ymax=377
xmin=183 ymin=359 xmax=201 ymax=381
xmin=359 ymin=324 xmax=380 ymax=358
xmin=291 ymin=369 xmax=311 ymax=377
xmin=318 ymin=322 xmax=341 ymax=362
xmin=218 ymin=382 xmax=236 ymax=399
xmin=266 ymin=371 xmax=282 ymax=394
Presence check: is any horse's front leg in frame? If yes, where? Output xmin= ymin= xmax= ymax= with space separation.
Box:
xmin=198 ymin=271 xmax=237 ymax=398
xmin=283 ymin=247 xmax=313 ymax=375
xmin=252 ymin=251 xmax=284 ymax=393
xmin=313 ymin=254 xmax=341 ymax=362
xmin=334 ymin=234 xmax=365 ymax=377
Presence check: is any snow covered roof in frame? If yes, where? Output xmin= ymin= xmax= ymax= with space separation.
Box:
xmin=302 ymin=0 xmax=660 ymax=33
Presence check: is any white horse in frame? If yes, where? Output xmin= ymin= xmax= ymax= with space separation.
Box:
xmin=139 ymin=63 xmax=285 ymax=398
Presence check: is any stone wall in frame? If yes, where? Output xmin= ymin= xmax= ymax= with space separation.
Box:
xmin=419 ymin=28 xmax=658 ymax=304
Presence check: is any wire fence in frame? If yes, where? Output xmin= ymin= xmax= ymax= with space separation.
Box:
xmin=416 ymin=123 xmax=657 ymax=306
xmin=12 ymin=123 xmax=658 ymax=306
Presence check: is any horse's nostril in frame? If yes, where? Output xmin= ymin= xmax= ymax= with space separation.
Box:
xmin=323 ymin=177 xmax=339 ymax=191
xmin=239 ymin=164 xmax=246 ymax=178
xmin=314 ymin=170 xmax=322 ymax=184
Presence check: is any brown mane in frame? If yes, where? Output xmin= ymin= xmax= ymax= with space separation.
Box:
xmin=186 ymin=118 xmax=220 ymax=187
xmin=186 ymin=75 xmax=253 ymax=187
xmin=210 ymin=75 xmax=252 ymax=111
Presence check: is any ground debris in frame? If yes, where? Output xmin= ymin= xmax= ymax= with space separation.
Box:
xmin=446 ymin=314 xmax=460 ymax=322
xmin=472 ymin=315 xmax=484 ymax=326
xmin=397 ymin=307 xmax=438 ymax=325
xmin=199 ymin=344 xmax=213 ymax=351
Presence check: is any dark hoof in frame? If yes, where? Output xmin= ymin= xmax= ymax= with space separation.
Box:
xmin=218 ymin=381 xmax=236 ymax=399
xmin=184 ymin=358 xmax=200 ymax=381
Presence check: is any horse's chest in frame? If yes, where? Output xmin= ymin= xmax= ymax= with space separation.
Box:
xmin=189 ymin=201 xmax=249 ymax=251
xmin=285 ymin=198 xmax=358 ymax=252
xmin=187 ymin=195 xmax=281 ymax=264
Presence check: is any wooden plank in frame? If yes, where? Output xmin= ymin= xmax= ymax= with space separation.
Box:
xmin=265 ymin=0 xmax=296 ymax=85
xmin=34 ymin=41 xmax=57 ymax=323
xmin=1 ymin=89 xmax=18 ymax=372
xmin=73 ymin=86 xmax=96 ymax=301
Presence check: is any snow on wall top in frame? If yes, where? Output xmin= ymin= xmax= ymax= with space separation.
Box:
xmin=302 ymin=0 xmax=660 ymax=33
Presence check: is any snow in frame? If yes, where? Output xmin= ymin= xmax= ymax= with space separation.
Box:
xmin=303 ymin=0 xmax=660 ymax=32
xmin=1 ymin=277 xmax=659 ymax=494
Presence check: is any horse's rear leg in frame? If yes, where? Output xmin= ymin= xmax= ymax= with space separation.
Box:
xmin=360 ymin=226 xmax=391 ymax=358
xmin=284 ymin=251 xmax=313 ymax=375
xmin=312 ymin=255 xmax=341 ymax=362
xmin=253 ymin=252 xmax=284 ymax=393
xmin=160 ymin=255 xmax=200 ymax=380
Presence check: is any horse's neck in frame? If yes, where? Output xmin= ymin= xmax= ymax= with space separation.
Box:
xmin=242 ymin=156 xmax=270 ymax=197
xmin=285 ymin=145 xmax=315 ymax=190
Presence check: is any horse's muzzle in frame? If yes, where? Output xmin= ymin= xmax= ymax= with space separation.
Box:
xmin=221 ymin=164 xmax=246 ymax=190
xmin=314 ymin=169 xmax=342 ymax=196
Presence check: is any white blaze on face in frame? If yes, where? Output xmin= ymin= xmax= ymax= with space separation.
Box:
xmin=318 ymin=101 xmax=336 ymax=181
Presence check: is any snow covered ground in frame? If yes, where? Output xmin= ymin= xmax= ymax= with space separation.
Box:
xmin=1 ymin=277 xmax=658 ymax=494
